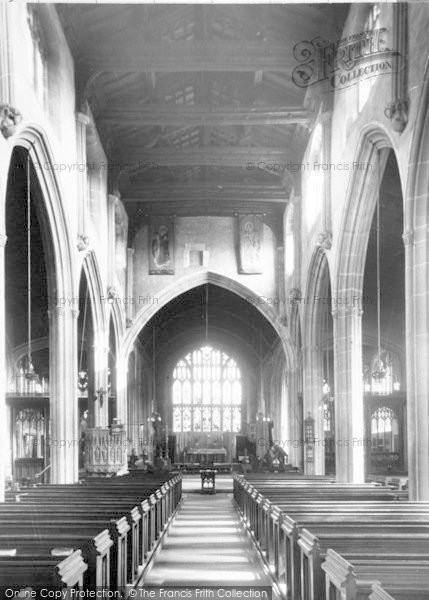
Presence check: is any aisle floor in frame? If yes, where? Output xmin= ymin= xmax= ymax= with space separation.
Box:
xmin=144 ymin=483 xmax=273 ymax=588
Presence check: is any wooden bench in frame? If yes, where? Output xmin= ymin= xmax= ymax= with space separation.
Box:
xmin=233 ymin=474 xmax=429 ymax=600
xmin=298 ymin=529 xmax=429 ymax=600
xmin=275 ymin=510 xmax=429 ymax=600
xmin=0 ymin=550 xmax=87 ymax=593
xmin=323 ymin=550 xmax=429 ymax=600
xmin=369 ymin=582 xmax=429 ymax=600
xmin=0 ymin=474 xmax=182 ymax=592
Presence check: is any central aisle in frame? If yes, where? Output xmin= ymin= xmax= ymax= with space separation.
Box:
xmin=144 ymin=479 xmax=273 ymax=587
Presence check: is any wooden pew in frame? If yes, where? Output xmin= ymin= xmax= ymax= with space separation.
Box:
xmin=369 ymin=582 xmax=429 ymax=600
xmin=4 ymin=474 xmax=182 ymax=584
xmin=0 ymin=527 xmax=118 ymax=590
xmin=274 ymin=509 xmax=429 ymax=600
xmin=0 ymin=550 xmax=87 ymax=592
xmin=298 ymin=529 xmax=429 ymax=600
xmin=0 ymin=474 xmax=182 ymax=591
xmin=323 ymin=550 xmax=429 ymax=600
xmin=233 ymin=474 xmax=429 ymax=600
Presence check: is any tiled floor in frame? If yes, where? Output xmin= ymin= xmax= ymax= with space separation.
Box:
xmin=144 ymin=479 xmax=273 ymax=588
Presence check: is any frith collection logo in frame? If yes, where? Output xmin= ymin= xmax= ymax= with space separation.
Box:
xmin=292 ymin=28 xmax=399 ymax=91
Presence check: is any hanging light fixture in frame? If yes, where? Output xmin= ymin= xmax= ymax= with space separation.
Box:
xmin=202 ymin=284 xmax=211 ymax=359
xmin=24 ymin=153 xmax=38 ymax=385
xmin=259 ymin=330 xmax=265 ymax=414
xmin=372 ymin=151 xmax=386 ymax=382
xmin=78 ymin=285 xmax=89 ymax=394
xmin=320 ymin=296 xmax=334 ymax=417
xmin=148 ymin=324 xmax=161 ymax=423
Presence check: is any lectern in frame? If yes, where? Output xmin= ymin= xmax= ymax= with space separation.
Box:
xmin=200 ymin=469 xmax=216 ymax=494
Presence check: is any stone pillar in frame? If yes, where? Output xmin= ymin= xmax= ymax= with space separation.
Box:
xmin=319 ymin=110 xmax=333 ymax=250
xmin=332 ymin=304 xmax=365 ymax=483
xmin=92 ymin=334 xmax=109 ymax=429
xmin=282 ymin=368 xmax=301 ymax=469
xmin=49 ymin=305 xmax=79 ymax=484
xmin=0 ymin=232 xmax=7 ymax=500
xmin=404 ymin=228 xmax=429 ymax=499
xmin=126 ymin=248 xmax=135 ymax=326
xmin=302 ymin=344 xmax=325 ymax=475
xmin=0 ymin=4 xmax=12 ymax=104
xmin=76 ymin=112 xmax=90 ymax=237
xmin=116 ymin=354 xmax=129 ymax=467
xmin=108 ymin=194 xmax=118 ymax=283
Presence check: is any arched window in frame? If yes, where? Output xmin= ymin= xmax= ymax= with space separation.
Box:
xmin=371 ymin=406 xmax=399 ymax=453
xmin=172 ymin=346 xmax=242 ymax=433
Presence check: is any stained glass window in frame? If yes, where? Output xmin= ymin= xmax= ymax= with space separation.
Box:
xmin=172 ymin=346 xmax=242 ymax=432
xmin=371 ymin=406 xmax=399 ymax=453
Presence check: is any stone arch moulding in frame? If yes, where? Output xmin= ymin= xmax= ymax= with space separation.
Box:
xmin=79 ymin=250 xmax=107 ymax=341
xmin=107 ymin=297 xmax=125 ymax=356
xmin=405 ymin=58 xmax=429 ymax=234
xmin=120 ymin=270 xmax=296 ymax=372
xmin=333 ymin=125 xmax=396 ymax=298
xmin=6 ymin=126 xmax=78 ymax=483
xmin=303 ymin=246 xmax=331 ymax=346
xmin=403 ymin=59 xmax=429 ymax=500
xmin=9 ymin=126 xmax=76 ymax=303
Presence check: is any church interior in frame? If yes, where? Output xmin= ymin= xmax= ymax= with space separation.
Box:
xmin=0 ymin=1 xmax=429 ymax=598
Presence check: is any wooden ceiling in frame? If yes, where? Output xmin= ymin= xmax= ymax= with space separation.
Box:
xmin=57 ymin=4 xmax=349 ymax=225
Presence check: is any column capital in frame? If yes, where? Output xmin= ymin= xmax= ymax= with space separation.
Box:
xmin=288 ymin=287 xmax=302 ymax=303
xmin=331 ymin=305 xmax=363 ymax=319
xmin=76 ymin=112 xmax=90 ymax=127
xmin=317 ymin=231 xmax=333 ymax=250
xmin=0 ymin=104 xmax=22 ymax=139
xmin=0 ymin=233 xmax=7 ymax=248
xmin=402 ymin=230 xmax=414 ymax=247
xmin=48 ymin=306 xmax=66 ymax=319
xmin=77 ymin=233 xmax=90 ymax=252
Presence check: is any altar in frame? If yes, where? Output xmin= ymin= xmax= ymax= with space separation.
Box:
xmin=186 ymin=447 xmax=227 ymax=465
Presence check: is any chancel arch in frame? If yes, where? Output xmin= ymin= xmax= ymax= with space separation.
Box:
xmin=124 ymin=282 xmax=290 ymax=470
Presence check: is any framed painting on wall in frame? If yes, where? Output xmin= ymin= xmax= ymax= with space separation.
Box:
xmin=238 ymin=214 xmax=264 ymax=274
xmin=149 ymin=216 xmax=175 ymax=274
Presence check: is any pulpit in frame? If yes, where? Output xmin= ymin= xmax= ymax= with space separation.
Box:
xmin=84 ymin=424 xmax=126 ymax=475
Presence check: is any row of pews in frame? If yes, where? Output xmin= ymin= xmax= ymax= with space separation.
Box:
xmin=0 ymin=471 xmax=182 ymax=594
xmin=233 ymin=473 xmax=429 ymax=600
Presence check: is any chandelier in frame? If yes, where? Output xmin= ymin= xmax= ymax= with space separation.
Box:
xmin=372 ymin=150 xmax=386 ymax=382
xmin=24 ymin=153 xmax=39 ymax=385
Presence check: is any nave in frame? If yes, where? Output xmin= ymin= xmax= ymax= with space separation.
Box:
xmin=143 ymin=477 xmax=272 ymax=587
xmin=2 ymin=2 xmax=429 ymax=599
xmin=2 ymin=470 xmax=429 ymax=600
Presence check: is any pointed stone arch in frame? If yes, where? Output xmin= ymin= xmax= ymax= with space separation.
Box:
xmin=302 ymin=247 xmax=332 ymax=475
xmin=403 ymin=60 xmax=429 ymax=500
xmin=332 ymin=125 xmax=398 ymax=482
xmin=1 ymin=126 xmax=78 ymax=486
xmin=79 ymin=250 xmax=106 ymax=341
xmin=121 ymin=271 xmax=295 ymax=369
xmin=116 ymin=270 xmax=296 ymax=434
